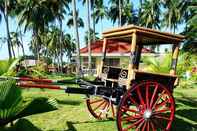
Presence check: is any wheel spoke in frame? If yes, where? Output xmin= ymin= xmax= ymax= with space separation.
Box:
xmin=122 ymin=114 xmax=142 ymax=121
xmin=121 ymin=106 xmax=141 ymax=114
xmin=98 ymin=101 xmax=108 ymax=118
xmin=142 ymin=121 xmax=147 ymax=131
xmin=150 ymin=83 xmax=158 ymax=108
xmin=136 ymin=87 xmax=145 ymax=105
xmin=89 ymin=99 xmax=103 ymax=104
xmin=155 ymin=99 xmax=169 ymax=110
xmin=136 ymin=119 xmax=145 ymax=130
xmin=150 ymin=121 xmax=156 ymax=131
xmin=147 ymin=121 xmax=150 ymax=131
xmin=123 ymin=118 xmax=144 ymax=130
xmin=93 ymin=100 xmax=105 ymax=111
xmin=111 ymin=102 xmax=115 ymax=117
xmin=128 ymin=95 xmax=139 ymax=107
xmin=153 ymin=108 xmax=170 ymax=114
xmin=154 ymin=114 xmax=171 ymax=121
xmin=152 ymin=90 xmax=166 ymax=109
xmin=146 ymin=83 xmax=150 ymax=109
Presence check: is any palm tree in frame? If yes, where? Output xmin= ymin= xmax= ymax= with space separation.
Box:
xmin=44 ymin=27 xmax=75 ymax=70
xmin=140 ymin=0 xmax=161 ymax=52
xmin=84 ymin=28 xmax=99 ymax=44
xmin=92 ymin=0 xmax=107 ymax=30
xmin=121 ymin=1 xmax=138 ymax=25
xmin=108 ymin=0 xmax=137 ymax=26
xmin=80 ymin=0 xmax=92 ymax=71
xmin=47 ymin=0 xmax=70 ymax=72
xmin=162 ymin=0 xmax=183 ymax=33
xmin=140 ymin=0 xmax=161 ymax=29
xmin=0 ymin=0 xmax=13 ymax=59
xmin=72 ymin=0 xmax=81 ymax=77
xmin=67 ymin=11 xmax=84 ymax=28
xmin=10 ymin=32 xmax=25 ymax=57
xmin=108 ymin=0 xmax=122 ymax=26
xmin=17 ymin=0 xmax=55 ymax=60
xmin=182 ymin=2 xmax=197 ymax=53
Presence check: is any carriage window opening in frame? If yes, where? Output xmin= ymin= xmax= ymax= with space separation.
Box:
xmin=105 ymin=58 xmax=120 ymax=67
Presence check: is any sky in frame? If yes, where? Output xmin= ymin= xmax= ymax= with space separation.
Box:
xmin=0 ymin=0 xmax=185 ymax=60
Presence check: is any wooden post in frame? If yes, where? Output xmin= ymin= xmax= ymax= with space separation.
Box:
xmin=134 ymin=44 xmax=143 ymax=69
xmin=98 ymin=38 xmax=107 ymax=77
xmin=170 ymin=44 xmax=180 ymax=75
xmin=127 ymin=31 xmax=137 ymax=89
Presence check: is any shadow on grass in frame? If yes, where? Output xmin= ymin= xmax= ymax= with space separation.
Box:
xmin=176 ymin=97 xmax=197 ymax=108
xmin=172 ymin=97 xmax=197 ymax=131
xmin=56 ymin=99 xmax=81 ymax=106
xmin=172 ymin=116 xmax=197 ymax=131
xmin=0 ymin=118 xmax=41 ymax=131
xmin=65 ymin=119 xmax=114 ymax=131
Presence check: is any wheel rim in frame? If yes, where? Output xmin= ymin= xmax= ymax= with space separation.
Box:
xmin=86 ymin=96 xmax=116 ymax=120
xmin=117 ymin=81 xmax=175 ymax=131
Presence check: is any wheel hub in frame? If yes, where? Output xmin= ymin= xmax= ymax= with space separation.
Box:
xmin=143 ymin=110 xmax=152 ymax=119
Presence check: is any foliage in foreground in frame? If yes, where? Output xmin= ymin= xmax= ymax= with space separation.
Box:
xmin=0 ymin=80 xmax=58 ymax=127
xmin=0 ymin=59 xmax=16 ymax=76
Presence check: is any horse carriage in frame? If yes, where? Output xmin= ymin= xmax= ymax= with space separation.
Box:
xmin=2 ymin=25 xmax=185 ymax=130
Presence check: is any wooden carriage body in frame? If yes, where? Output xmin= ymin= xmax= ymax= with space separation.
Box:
xmin=98 ymin=25 xmax=185 ymax=91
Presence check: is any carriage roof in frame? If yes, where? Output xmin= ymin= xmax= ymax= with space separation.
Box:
xmin=102 ymin=25 xmax=185 ymax=45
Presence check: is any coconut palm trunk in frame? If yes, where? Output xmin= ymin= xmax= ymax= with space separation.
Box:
xmin=19 ymin=29 xmax=26 ymax=57
xmin=59 ymin=19 xmax=63 ymax=72
xmin=72 ymin=0 xmax=81 ymax=77
xmin=118 ymin=0 xmax=122 ymax=26
xmin=86 ymin=0 xmax=92 ymax=72
xmin=3 ymin=1 xmax=12 ymax=59
xmin=92 ymin=0 xmax=96 ymax=42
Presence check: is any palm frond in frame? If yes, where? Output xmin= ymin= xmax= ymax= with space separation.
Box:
xmin=0 ymin=80 xmax=58 ymax=127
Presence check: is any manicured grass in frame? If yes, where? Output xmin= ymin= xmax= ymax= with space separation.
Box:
xmin=2 ymin=84 xmax=197 ymax=130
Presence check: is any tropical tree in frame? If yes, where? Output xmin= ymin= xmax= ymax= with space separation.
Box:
xmin=84 ymin=29 xmax=99 ymax=44
xmin=10 ymin=32 xmax=25 ymax=57
xmin=108 ymin=0 xmax=124 ymax=26
xmin=140 ymin=0 xmax=161 ymax=29
xmin=108 ymin=0 xmax=123 ymax=26
xmin=108 ymin=0 xmax=137 ymax=26
xmin=67 ymin=11 xmax=84 ymax=28
xmin=44 ymin=27 xmax=75 ymax=69
xmin=72 ymin=0 xmax=81 ymax=77
xmin=17 ymin=0 xmax=55 ymax=60
xmin=162 ymin=0 xmax=183 ymax=33
xmin=0 ymin=0 xmax=15 ymax=59
xmin=182 ymin=1 xmax=197 ymax=53
xmin=92 ymin=0 xmax=107 ymax=30
xmin=80 ymin=0 xmax=92 ymax=70
xmin=46 ymin=0 xmax=71 ymax=72
xmin=121 ymin=1 xmax=138 ymax=25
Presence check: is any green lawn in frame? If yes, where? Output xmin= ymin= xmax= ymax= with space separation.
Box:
xmin=2 ymin=86 xmax=197 ymax=131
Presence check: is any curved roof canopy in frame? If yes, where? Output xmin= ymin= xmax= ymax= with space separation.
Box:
xmin=102 ymin=25 xmax=185 ymax=45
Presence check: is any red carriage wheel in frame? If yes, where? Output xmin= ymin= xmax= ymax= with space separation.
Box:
xmin=86 ymin=96 xmax=116 ymax=120
xmin=117 ymin=81 xmax=175 ymax=131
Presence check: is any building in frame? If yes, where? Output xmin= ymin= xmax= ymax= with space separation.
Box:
xmin=74 ymin=40 xmax=155 ymax=75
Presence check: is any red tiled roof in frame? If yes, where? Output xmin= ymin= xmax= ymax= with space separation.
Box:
xmin=80 ymin=40 xmax=153 ymax=54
